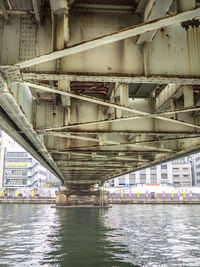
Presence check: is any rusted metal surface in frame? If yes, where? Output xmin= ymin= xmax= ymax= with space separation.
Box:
xmin=74 ymin=0 xmax=139 ymax=6
xmin=9 ymin=0 xmax=34 ymax=11
xmin=70 ymin=81 xmax=109 ymax=96
xmin=181 ymin=18 xmax=200 ymax=30
xmin=1 ymin=1 xmax=200 ymax=189
xmin=15 ymin=7 xmax=200 ymax=69
xmin=22 ymin=72 xmax=200 ymax=85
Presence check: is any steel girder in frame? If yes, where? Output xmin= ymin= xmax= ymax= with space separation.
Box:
xmin=0 ymin=0 xmax=200 ymax=186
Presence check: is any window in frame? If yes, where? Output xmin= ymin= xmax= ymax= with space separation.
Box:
xmin=5 ymin=158 xmax=31 ymax=163
xmin=150 ymin=167 xmax=156 ymax=170
xmin=119 ymin=180 xmax=125 ymax=185
xmin=161 ymin=165 xmax=167 ymax=170
xmin=129 ymin=174 xmax=135 ymax=179
xmin=5 ymin=170 xmax=12 ymax=175
xmin=22 ymin=170 xmax=27 ymax=176
xmin=39 ymin=170 xmax=46 ymax=176
xmin=5 ymin=169 xmax=27 ymax=177
xmin=129 ymin=178 xmax=135 ymax=185
xmin=5 ymin=179 xmax=27 ymax=186
xmin=150 ymin=174 xmax=157 ymax=179
xmin=182 ymin=182 xmax=190 ymax=185
xmin=118 ymin=176 xmax=125 ymax=185
xmin=161 ymin=174 xmax=168 ymax=179
xmin=140 ymin=174 xmax=146 ymax=179
xmin=6 ymin=152 xmax=28 ymax=158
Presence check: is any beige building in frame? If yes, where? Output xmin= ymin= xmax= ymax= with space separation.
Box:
xmin=172 ymin=159 xmax=192 ymax=187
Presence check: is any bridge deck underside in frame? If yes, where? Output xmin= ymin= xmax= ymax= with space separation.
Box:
xmin=0 ymin=0 xmax=200 ymax=188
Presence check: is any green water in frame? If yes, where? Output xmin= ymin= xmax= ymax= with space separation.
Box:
xmin=0 ymin=204 xmax=200 ymax=266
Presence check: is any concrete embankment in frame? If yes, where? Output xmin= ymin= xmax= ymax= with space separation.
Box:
xmin=0 ymin=198 xmax=55 ymax=204
xmin=1 ymin=199 xmax=200 ymax=204
xmin=110 ymin=199 xmax=200 ymax=204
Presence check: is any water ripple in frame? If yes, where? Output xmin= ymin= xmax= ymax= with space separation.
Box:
xmin=0 ymin=204 xmax=200 ymax=266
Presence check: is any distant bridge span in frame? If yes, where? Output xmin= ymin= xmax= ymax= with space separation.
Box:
xmin=0 ymin=0 xmax=200 ymax=203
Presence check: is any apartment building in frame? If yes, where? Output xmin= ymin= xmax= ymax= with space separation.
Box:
xmin=4 ymin=150 xmax=47 ymax=188
xmin=107 ymin=162 xmax=173 ymax=187
xmin=108 ymin=158 xmax=193 ymax=188
xmin=0 ymin=131 xmax=60 ymax=189
xmin=194 ymin=153 xmax=200 ymax=186
xmin=172 ymin=158 xmax=192 ymax=187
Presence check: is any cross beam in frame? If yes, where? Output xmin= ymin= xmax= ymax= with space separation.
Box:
xmin=16 ymin=7 xmax=200 ymax=68
xmin=26 ymin=81 xmax=200 ymax=131
xmin=37 ymin=106 xmax=200 ymax=132
xmin=22 ymin=72 xmax=200 ymax=85
xmin=25 ymin=81 xmax=148 ymax=115
xmin=46 ymin=131 xmax=173 ymax=152
xmin=136 ymin=0 xmax=174 ymax=45
xmin=36 ymin=116 xmax=141 ymax=131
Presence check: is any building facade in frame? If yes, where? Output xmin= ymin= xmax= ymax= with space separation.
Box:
xmin=3 ymin=150 xmax=48 ymax=188
xmin=0 ymin=131 xmax=60 ymax=189
xmin=0 ymin=130 xmax=4 ymax=187
xmin=108 ymin=162 xmax=173 ymax=187
xmin=108 ymin=157 xmax=193 ymax=188
xmin=194 ymin=153 xmax=200 ymax=186
xmin=172 ymin=158 xmax=192 ymax=187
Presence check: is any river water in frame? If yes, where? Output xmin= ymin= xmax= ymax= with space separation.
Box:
xmin=0 ymin=204 xmax=200 ymax=267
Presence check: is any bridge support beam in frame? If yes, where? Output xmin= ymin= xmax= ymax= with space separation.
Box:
xmin=56 ymin=185 xmax=109 ymax=206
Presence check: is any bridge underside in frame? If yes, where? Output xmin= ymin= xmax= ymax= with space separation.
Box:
xmin=0 ymin=0 xmax=200 ymax=193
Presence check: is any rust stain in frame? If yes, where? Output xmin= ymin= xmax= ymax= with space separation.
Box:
xmin=186 ymin=30 xmax=192 ymax=76
xmin=181 ymin=18 xmax=200 ymax=30
xmin=70 ymin=81 xmax=109 ymax=96
xmin=117 ymin=39 xmax=125 ymax=73
xmin=195 ymin=27 xmax=200 ymax=74
xmin=186 ymin=26 xmax=200 ymax=76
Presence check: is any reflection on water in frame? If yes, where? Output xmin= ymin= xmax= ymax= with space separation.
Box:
xmin=0 ymin=204 xmax=200 ymax=266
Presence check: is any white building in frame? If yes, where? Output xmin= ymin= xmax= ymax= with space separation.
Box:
xmin=108 ymin=158 xmax=193 ymax=188
xmin=194 ymin=153 xmax=200 ymax=186
xmin=108 ymin=162 xmax=173 ymax=187
xmin=0 ymin=131 xmax=60 ymax=189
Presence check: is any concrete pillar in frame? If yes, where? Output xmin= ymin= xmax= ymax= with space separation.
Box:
xmin=98 ymin=185 xmax=104 ymax=207
xmin=97 ymin=186 xmax=109 ymax=206
xmin=56 ymin=192 xmax=68 ymax=205
xmin=103 ymin=192 xmax=109 ymax=206
xmin=56 ymin=185 xmax=109 ymax=206
xmin=56 ymin=186 xmax=68 ymax=205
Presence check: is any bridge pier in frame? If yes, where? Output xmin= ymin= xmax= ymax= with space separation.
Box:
xmin=56 ymin=185 xmax=109 ymax=206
